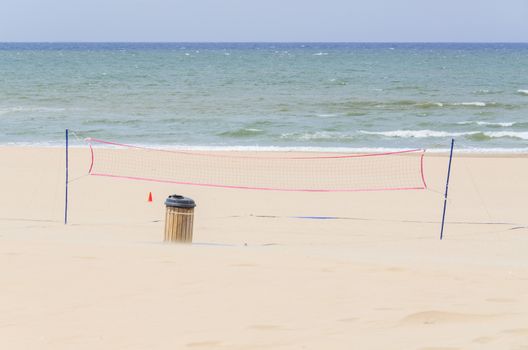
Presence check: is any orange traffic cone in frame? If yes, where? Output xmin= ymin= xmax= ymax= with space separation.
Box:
xmin=148 ymin=192 xmax=153 ymax=202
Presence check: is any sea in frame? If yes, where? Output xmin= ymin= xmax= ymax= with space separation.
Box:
xmin=1 ymin=42 xmax=527 ymax=152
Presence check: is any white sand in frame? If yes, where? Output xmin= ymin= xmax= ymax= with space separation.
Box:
xmin=1 ymin=147 xmax=528 ymax=349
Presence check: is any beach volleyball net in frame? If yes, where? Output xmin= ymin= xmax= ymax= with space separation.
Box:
xmin=85 ymin=138 xmax=427 ymax=192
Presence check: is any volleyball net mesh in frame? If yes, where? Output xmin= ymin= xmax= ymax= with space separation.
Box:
xmin=86 ymin=138 xmax=427 ymax=192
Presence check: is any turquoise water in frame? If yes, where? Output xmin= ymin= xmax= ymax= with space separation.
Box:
xmin=1 ymin=43 xmax=528 ymax=151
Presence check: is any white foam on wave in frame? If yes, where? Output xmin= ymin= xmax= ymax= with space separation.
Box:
xmin=0 ymin=106 xmax=67 ymax=115
xmin=484 ymin=131 xmax=528 ymax=140
xmin=361 ymin=129 xmax=528 ymax=140
xmin=360 ymin=130 xmax=476 ymax=138
xmin=430 ymin=147 xmax=528 ymax=154
xmin=413 ymin=102 xmax=444 ymax=107
xmin=4 ymin=142 xmax=528 ymax=154
xmin=473 ymin=89 xmax=503 ymax=95
xmin=281 ymin=131 xmax=353 ymax=140
xmin=452 ymin=102 xmax=488 ymax=107
xmin=313 ymin=52 xmax=328 ymax=56
xmin=457 ymin=121 xmax=516 ymax=127
xmin=518 ymin=89 xmax=528 ymax=95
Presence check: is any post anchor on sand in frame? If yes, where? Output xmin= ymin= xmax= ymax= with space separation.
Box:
xmin=440 ymin=138 xmax=455 ymax=240
xmin=65 ymin=129 xmax=69 ymax=225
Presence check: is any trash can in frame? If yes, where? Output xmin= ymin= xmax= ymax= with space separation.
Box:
xmin=164 ymin=194 xmax=196 ymax=243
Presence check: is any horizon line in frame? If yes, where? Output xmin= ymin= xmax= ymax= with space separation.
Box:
xmin=1 ymin=41 xmax=528 ymax=44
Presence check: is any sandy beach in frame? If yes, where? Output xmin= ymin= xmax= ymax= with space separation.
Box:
xmin=1 ymin=146 xmax=527 ymax=349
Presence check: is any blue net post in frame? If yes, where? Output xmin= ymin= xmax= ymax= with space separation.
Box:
xmin=65 ymin=129 xmax=69 ymax=225
xmin=440 ymin=138 xmax=455 ymax=240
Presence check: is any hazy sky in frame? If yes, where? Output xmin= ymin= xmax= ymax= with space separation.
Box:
xmin=1 ymin=0 xmax=527 ymax=42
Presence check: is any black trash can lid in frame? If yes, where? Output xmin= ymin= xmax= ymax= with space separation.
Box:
xmin=165 ymin=194 xmax=196 ymax=208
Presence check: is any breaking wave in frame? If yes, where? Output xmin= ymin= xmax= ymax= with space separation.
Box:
xmin=360 ymin=130 xmax=528 ymax=140
xmin=451 ymin=102 xmax=488 ymax=107
xmin=456 ymin=121 xmax=517 ymax=127
xmin=280 ymin=131 xmax=355 ymax=141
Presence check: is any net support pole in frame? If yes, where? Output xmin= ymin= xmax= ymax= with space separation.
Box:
xmin=440 ymin=138 xmax=455 ymax=240
xmin=64 ymin=129 xmax=69 ymax=225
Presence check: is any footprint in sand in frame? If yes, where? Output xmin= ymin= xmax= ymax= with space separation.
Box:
xmin=400 ymin=310 xmax=493 ymax=325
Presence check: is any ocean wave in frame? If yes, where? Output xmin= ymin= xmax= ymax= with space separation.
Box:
xmin=81 ymin=118 xmax=143 ymax=125
xmin=327 ymin=78 xmax=348 ymax=85
xmin=218 ymin=128 xmax=264 ymax=138
xmin=336 ymin=100 xmax=445 ymax=109
xmin=473 ymin=89 xmax=503 ymax=95
xmin=447 ymin=101 xmax=517 ymax=108
xmin=451 ymin=102 xmax=488 ymax=107
xmin=280 ymin=131 xmax=354 ymax=141
xmin=0 ymin=106 xmax=67 ymax=115
xmin=456 ymin=121 xmax=517 ymax=127
xmin=518 ymin=89 xmax=528 ymax=95
xmin=360 ymin=130 xmax=474 ymax=138
xmin=483 ymin=131 xmax=528 ymax=140
xmin=417 ymin=102 xmax=444 ymax=108
xmin=3 ymin=141 xmax=528 ymax=154
xmin=326 ymin=100 xmax=515 ymax=111
xmin=387 ymin=85 xmax=423 ymax=91
xmin=360 ymin=129 xmax=528 ymax=140
xmin=345 ymin=111 xmax=368 ymax=116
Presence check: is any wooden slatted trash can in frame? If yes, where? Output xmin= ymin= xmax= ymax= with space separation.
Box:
xmin=164 ymin=195 xmax=196 ymax=243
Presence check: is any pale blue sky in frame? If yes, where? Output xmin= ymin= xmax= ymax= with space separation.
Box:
xmin=1 ymin=0 xmax=527 ymax=42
